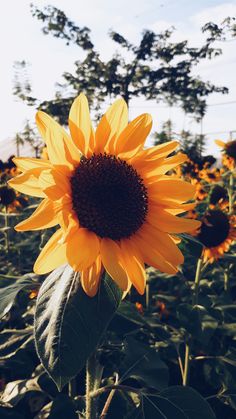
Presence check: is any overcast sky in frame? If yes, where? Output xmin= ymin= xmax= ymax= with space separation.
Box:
xmin=1 ymin=0 xmax=236 ymax=159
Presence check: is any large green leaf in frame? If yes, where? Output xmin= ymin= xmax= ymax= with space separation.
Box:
xmin=34 ymin=265 xmax=122 ymax=390
xmin=0 ymin=274 xmax=38 ymax=318
xmin=119 ymin=336 xmax=169 ymax=390
xmin=160 ymin=386 xmax=216 ymax=419
xmin=137 ymin=386 xmax=216 ymax=418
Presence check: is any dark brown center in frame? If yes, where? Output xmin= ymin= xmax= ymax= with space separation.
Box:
xmin=226 ymin=140 xmax=236 ymax=160
xmin=70 ymin=154 xmax=148 ymax=240
xmin=197 ymin=210 xmax=230 ymax=248
xmin=209 ymin=185 xmax=228 ymax=205
xmin=0 ymin=186 xmax=16 ymax=206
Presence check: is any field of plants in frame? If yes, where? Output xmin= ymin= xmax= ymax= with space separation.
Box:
xmin=0 ymin=113 xmax=236 ymax=418
xmin=1 ymin=3 xmax=236 ymax=418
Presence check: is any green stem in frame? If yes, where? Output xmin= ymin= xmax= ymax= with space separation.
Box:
xmin=145 ymin=282 xmax=150 ymax=310
xmin=100 ymin=373 xmax=119 ymax=419
xmin=182 ymin=344 xmax=190 ymax=386
xmin=183 ymin=257 xmax=203 ymax=386
xmin=86 ymin=353 xmax=103 ymax=419
xmin=192 ymin=257 xmax=203 ymax=306
xmin=4 ymin=206 xmax=9 ymax=253
xmin=228 ymin=173 xmax=234 ymax=214
xmin=224 ymin=270 xmax=229 ymax=293
xmin=68 ymin=378 xmax=77 ymax=399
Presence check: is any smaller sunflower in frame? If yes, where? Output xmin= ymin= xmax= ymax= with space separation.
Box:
xmin=199 ymin=168 xmax=221 ymax=184
xmin=209 ymin=185 xmax=228 ymax=210
xmin=215 ymin=139 xmax=236 ymax=170
xmin=196 ymin=209 xmax=236 ymax=262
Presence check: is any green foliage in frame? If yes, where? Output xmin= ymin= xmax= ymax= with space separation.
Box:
xmin=34 ymin=265 xmax=122 ymax=390
xmin=13 ymin=5 xmax=233 ymax=123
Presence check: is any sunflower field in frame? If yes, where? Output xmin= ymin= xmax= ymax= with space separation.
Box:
xmin=0 ymin=96 xmax=236 ymax=419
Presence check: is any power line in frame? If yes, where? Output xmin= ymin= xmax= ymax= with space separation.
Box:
xmin=128 ymin=99 xmax=236 ymax=109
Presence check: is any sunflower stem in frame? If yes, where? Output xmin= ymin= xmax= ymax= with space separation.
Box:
xmin=228 ymin=173 xmax=234 ymax=214
xmin=4 ymin=206 xmax=9 ymax=253
xmin=86 ymin=352 xmax=103 ymax=419
xmin=100 ymin=373 xmax=119 ymax=418
xmin=224 ymin=270 xmax=229 ymax=293
xmin=68 ymin=378 xmax=77 ymax=400
xmin=183 ymin=257 xmax=204 ymax=386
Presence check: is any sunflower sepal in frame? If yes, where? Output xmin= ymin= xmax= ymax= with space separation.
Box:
xmin=34 ymin=264 xmax=122 ymax=390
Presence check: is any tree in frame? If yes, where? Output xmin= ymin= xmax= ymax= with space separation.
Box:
xmin=14 ymin=6 xmax=235 ymax=124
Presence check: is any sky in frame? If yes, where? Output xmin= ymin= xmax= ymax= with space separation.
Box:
xmin=1 ymin=0 xmax=236 ymax=159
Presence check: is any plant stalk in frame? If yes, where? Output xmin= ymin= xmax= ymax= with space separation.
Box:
xmin=86 ymin=353 xmax=103 ymax=419
xmin=183 ymin=257 xmax=203 ymax=386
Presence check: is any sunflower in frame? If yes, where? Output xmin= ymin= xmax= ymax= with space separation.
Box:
xmin=215 ymin=139 xmax=236 ymax=170
xmin=196 ymin=209 xmax=236 ymax=263
xmin=9 ymin=94 xmax=200 ymax=296
xmin=209 ymin=184 xmax=228 ymax=210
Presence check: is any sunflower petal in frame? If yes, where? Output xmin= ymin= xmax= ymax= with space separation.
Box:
xmin=133 ymin=234 xmax=178 ymax=275
xmin=120 ymin=239 xmax=146 ymax=294
xmin=138 ymin=223 xmax=184 ymax=266
xmin=95 ymin=98 xmax=128 ymax=154
xmin=36 ymin=111 xmax=80 ymax=166
xmin=215 ymin=139 xmax=226 ymax=148
xmin=81 ymin=256 xmax=102 ymax=297
xmin=8 ymin=169 xmax=46 ymax=198
xmin=148 ymin=178 xmax=196 ymax=202
xmin=115 ymin=113 xmax=152 ymax=158
xmin=100 ymin=238 xmax=129 ymax=291
xmin=15 ymin=199 xmax=58 ymax=231
xmin=13 ymin=157 xmax=52 ymax=172
xmin=66 ymin=228 xmax=100 ymax=271
xmin=69 ymin=93 xmax=94 ymax=157
xmin=34 ymin=229 xmax=67 ymax=274
xmin=147 ymin=206 xmax=201 ymax=233
xmin=39 ymin=169 xmax=70 ymax=200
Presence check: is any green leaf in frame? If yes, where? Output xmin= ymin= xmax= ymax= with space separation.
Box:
xmin=177 ymin=304 xmax=218 ymax=344
xmin=160 ymin=386 xmax=216 ymax=419
xmin=119 ymin=336 xmax=169 ymax=390
xmin=0 ymin=274 xmax=38 ymax=319
xmin=0 ymin=328 xmax=33 ymax=359
xmin=141 ymin=394 xmax=188 ymax=418
xmin=34 ymin=265 xmax=122 ymax=390
xmin=48 ymin=395 xmax=77 ymax=419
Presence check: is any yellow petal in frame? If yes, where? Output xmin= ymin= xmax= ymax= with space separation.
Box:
xmin=81 ymin=256 xmax=102 ymax=297
xmin=95 ymin=98 xmax=128 ymax=154
xmin=120 ymin=239 xmax=146 ymax=295
xmin=100 ymin=238 xmax=129 ymax=291
xmin=166 ymin=203 xmax=196 ymax=214
xmin=34 ymin=229 xmax=67 ymax=274
xmin=142 ymin=153 xmax=187 ymax=180
xmin=66 ymin=228 xmax=100 ymax=271
xmin=148 ymin=178 xmax=196 ymax=202
xmin=13 ymin=157 xmax=52 ymax=172
xmin=8 ymin=169 xmax=46 ymax=198
xmin=69 ymin=93 xmax=94 ymax=157
xmin=39 ymin=169 xmax=70 ymax=200
xmin=15 ymin=198 xmax=58 ymax=231
xmin=215 ymin=139 xmax=226 ymax=148
xmin=138 ymin=223 xmax=184 ymax=266
xmin=36 ymin=110 xmax=80 ymax=166
xmin=115 ymin=113 xmax=152 ymax=159
xmin=133 ymin=234 xmax=178 ymax=275
xmin=147 ymin=206 xmax=201 ymax=233
xmin=131 ymin=141 xmax=179 ymax=165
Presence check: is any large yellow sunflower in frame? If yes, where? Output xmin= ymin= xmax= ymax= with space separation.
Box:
xmin=9 ymin=94 xmax=200 ymax=296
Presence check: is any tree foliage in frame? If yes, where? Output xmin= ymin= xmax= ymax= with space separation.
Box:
xmin=13 ymin=6 xmax=236 ymax=124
